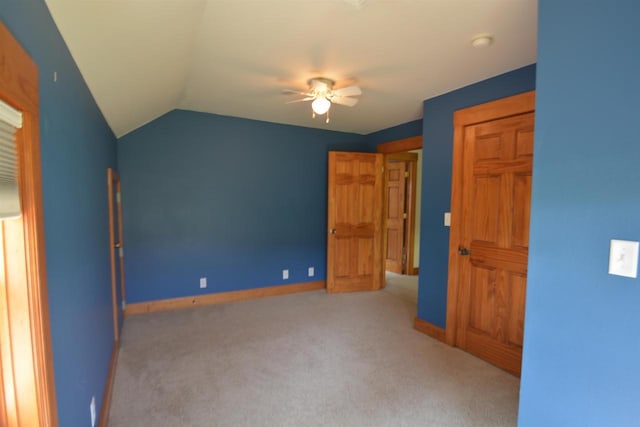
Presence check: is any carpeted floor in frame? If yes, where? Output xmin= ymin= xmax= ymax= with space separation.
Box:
xmin=383 ymin=271 xmax=419 ymax=305
xmin=108 ymin=289 xmax=519 ymax=426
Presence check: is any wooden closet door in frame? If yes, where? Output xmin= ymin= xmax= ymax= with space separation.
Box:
xmin=448 ymin=91 xmax=535 ymax=376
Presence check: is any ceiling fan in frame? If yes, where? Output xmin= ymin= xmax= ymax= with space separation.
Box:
xmin=283 ymin=77 xmax=362 ymax=123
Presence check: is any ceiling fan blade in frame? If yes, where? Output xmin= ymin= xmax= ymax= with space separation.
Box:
xmin=331 ymin=96 xmax=359 ymax=107
xmin=282 ymin=89 xmax=311 ymax=96
xmin=332 ymin=85 xmax=362 ymax=97
xmin=286 ymin=97 xmax=315 ymax=104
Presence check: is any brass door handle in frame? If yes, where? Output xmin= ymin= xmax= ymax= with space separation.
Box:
xmin=114 ymin=242 xmax=122 ymax=248
xmin=330 ymin=229 xmax=336 ymax=235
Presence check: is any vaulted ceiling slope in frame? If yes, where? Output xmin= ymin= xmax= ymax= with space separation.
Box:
xmin=44 ymin=0 xmax=537 ymax=137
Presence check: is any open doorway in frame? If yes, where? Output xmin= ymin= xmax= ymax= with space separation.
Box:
xmin=377 ymin=136 xmax=422 ymax=307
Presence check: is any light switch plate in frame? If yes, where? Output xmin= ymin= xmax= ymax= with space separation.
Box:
xmin=608 ymin=239 xmax=639 ymax=278
xmin=444 ymin=212 xmax=451 ymax=227
xmin=308 ymin=267 xmax=314 ymax=277
xmin=90 ymin=396 xmax=96 ymax=427
xmin=282 ymin=269 xmax=289 ymax=280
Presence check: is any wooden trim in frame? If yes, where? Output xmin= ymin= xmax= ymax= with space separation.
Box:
xmin=413 ymin=317 xmax=446 ymax=343
xmin=446 ymin=91 xmax=535 ymax=346
xmin=405 ymin=156 xmax=417 ymax=275
xmin=376 ymin=135 xmax=422 ymax=154
xmin=384 ymin=152 xmax=419 ymax=161
xmin=410 ymin=267 xmax=419 ymax=275
xmin=0 ymin=22 xmax=58 ymax=426
xmin=453 ymin=91 xmax=535 ymax=127
xmin=97 ymin=343 xmax=118 ymax=427
xmin=126 ymin=281 xmax=326 ymax=316
xmin=107 ymin=168 xmax=118 ymax=341
xmin=116 ymin=178 xmax=125 ymax=308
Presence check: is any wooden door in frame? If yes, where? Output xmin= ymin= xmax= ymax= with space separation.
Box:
xmin=107 ymin=168 xmax=126 ymax=342
xmin=384 ymin=160 xmax=406 ymax=273
xmin=327 ymin=152 xmax=384 ymax=293
xmin=384 ymin=153 xmax=418 ymax=274
xmin=447 ymin=91 xmax=535 ymax=376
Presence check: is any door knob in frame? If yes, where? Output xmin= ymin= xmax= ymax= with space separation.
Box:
xmin=330 ymin=228 xmax=336 ymax=234
xmin=458 ymin=246 xmax=470 ymax=256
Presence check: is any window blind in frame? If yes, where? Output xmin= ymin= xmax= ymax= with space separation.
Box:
xmin=0 ymin=100 xmax=23 ymax=219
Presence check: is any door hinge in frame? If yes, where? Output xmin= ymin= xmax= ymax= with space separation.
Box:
xmin=404 ymin=171 xmax=409 ymax=178
xmin=402 ymin=247 xmax=407 ymax=265
xmin=116 ymin=192 xmax=121 ymax=203
xmin=118 ymin=247 xmax=124 ymax=258
xmin=403 ymin=212 xmax=407 ymax=219
xmin=381 ymin=166 xmax=385 ymax=173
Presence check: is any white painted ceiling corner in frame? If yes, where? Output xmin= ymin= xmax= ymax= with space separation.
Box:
xmin=44 ymin=0 xmax=538 ymax=138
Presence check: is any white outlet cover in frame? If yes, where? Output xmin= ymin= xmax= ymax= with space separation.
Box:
xmin=308 ymin=267 xmax=314 ymax=277
xmin=608 ymin=239 xmax=639 ymax=278
xmin=282 ymin=269 xmax=289 ymax=280
xmin=199 ymin=277 xmax=207 ymax=288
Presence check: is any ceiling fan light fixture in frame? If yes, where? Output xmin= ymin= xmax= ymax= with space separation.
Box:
xmin=311 ymin=96 xmax=331 ymax=115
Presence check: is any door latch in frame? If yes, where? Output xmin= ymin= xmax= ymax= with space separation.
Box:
xmin=458 ymin=246 xmax=471 ymax=256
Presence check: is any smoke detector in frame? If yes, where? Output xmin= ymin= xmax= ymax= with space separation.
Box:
xmin=471 ymin=34 xmax=494 ymax=48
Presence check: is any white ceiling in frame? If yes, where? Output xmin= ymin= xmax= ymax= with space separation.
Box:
xmin=44 ymin=0 xmax=537 ymax=137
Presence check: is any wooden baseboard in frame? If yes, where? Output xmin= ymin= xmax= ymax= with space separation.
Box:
xmin=125 ymin=280 xmax=326 ymax=316
xmin=98 ymin=341 xmax=119 ymax=427
xmin=414 ymin=317 xmax=446 ymax=343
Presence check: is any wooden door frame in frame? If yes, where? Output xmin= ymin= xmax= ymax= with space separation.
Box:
xmin=0 ymin=23 xmax=58 ymax=425
xmin=445 ymin=91 xmax=536 ymax=346
xmin=377 ymin=135 xmax=422 ymax=276
xmin=107 ymin=168 xmax=125 ymax=342
xmin=383 ymin=153 xmax=419 ymax=275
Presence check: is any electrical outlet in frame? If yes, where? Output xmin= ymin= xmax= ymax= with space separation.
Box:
xmin=200 ymin=277 xmax=207 ymax=289
xmin=90 ymin=396 xmax=96 ymax=427
xmin=282 ymin=269 xmax=289 ymax=280
xmin=308 ymin=267 xmax=315 ymax=277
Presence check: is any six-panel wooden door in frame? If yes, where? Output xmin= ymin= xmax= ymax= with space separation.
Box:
xmin=384 ymin=160 xmax=407 ymax=274
xmin=327 ymin=152 xmax=384 ymax=293
xmin=448 ymin=91 xmax=535 ymax=376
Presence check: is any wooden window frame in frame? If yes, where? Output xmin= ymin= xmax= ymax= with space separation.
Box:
xmin=0 ymin=23 xmax=58 ymax=426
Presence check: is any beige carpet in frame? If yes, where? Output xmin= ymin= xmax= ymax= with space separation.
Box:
xmin=383 ymin=271 xmax=419 ymax=305
xmin=108 ymin=289 xmax=519 ymax=426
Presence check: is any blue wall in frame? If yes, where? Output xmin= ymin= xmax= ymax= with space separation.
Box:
xmin=417 ymin=65 xmax=536 ymax=327
xmin=118 ymin=110 xmax=368 ymax=302
xmin=519 ymin=1 xmax=640 ymax=425
xmin=1 ymin=1 xmax=118 ymax=425
xmin=365 ymin=118 xmax=422 ymax=146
